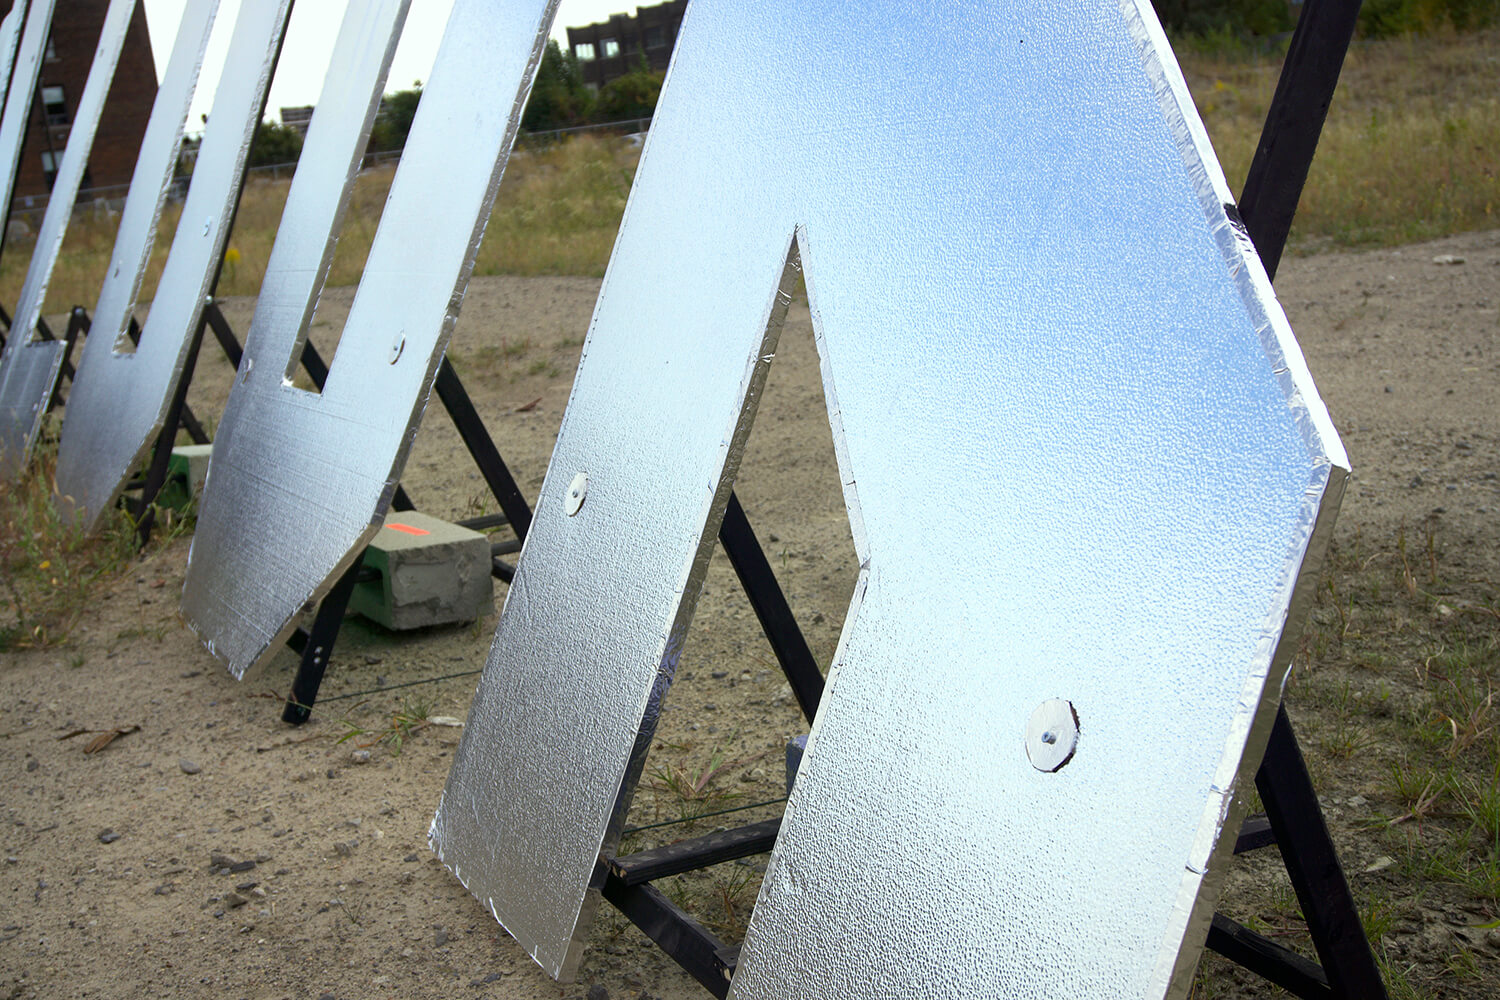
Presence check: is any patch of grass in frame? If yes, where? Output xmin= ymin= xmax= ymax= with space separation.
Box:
xmin=648 ymin=744 xmax=745 ymax=823
xmin=1182 ymin=28 xmax=1500 ymax=249
xmin=335 ymin=696 xmax=434 ymax=755
xmin=0 ymin=420 xmax=140 ymax=650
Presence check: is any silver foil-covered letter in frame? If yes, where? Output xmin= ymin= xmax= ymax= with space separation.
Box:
xmin=179 ymin=0 xmax=559 ymax=677
xmin=432 ymin=3 xmax=1347 ymax=997
xmin=53 ymin=0 xmax=285 ymax=530
xmin=0 ymin=0 xmax=137 ymax=479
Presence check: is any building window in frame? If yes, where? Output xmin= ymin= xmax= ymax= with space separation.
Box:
xmin=574 ymin=42 xmax=595 ymax=61
xmin=41 ymin=85 xmax=68 ymax=125
xmin=44 ymin=34 xmax=58 ymax=61
xmin=645 ymin=26 xmax=666 ymax=49
xmin=40 ymin=151 xmax=57 ymax=190
xmin=602 ymin=38 xmax=620 ymax=58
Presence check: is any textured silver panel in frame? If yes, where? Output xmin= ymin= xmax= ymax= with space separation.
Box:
xmin=53 ymin=0 xmax=285 ymax=530
xmin=0 ymin=5 xmax=29 ymax=157
xmin=0 ymin=0 xmax=135 ymax=480
xmin=432 ymin=2 xmax=1348 ymax=996
xmin=0 ymin=0 xmax=55 ymax=226
xmin=179 ymin=0 xmax=558 ymax=677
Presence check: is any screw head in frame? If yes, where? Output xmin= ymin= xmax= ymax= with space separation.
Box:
xmin=565 ymin=472 xmax=588 ymax=516
xmin=1026 ymin=699 xmax=1078 ymax=773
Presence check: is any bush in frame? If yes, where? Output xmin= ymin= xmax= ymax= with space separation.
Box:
xmin=1151 ymin=0 xmax=1294 ymax=37
xmin=247 ymin=120 xmax=302 ymax=167
xmin=1358 ymin=0 xmax=1499 ymax=36
xmin=595 ymin=58 xmax=663 ymax=123
xmin=522 ymin=41 xmax=595 ymax=132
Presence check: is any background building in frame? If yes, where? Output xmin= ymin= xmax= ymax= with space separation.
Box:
xmin=566 ymin=0 xmax=685 ymax=90
xmin=2 ymin=0 xmax=158 ymax=205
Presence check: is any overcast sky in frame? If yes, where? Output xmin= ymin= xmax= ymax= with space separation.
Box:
xmin=139 ymin=0 xmax=646 ymax=129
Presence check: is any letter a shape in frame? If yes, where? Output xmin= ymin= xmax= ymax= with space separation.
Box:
xmin=53 ymin=0 xmax=284 ymax=530
xmin=434 ymin=3 xmax=1348 ymax=997
xmin=180 ymin=0 xmax=559 ymax=677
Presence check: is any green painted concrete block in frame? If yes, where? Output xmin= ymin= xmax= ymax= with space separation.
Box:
xmin=349 ymin=510 xmax=494 ymax=630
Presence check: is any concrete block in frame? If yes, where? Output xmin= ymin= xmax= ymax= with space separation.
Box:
xmin=160 ymin=443 xmax=213 ymax=510
xmin=349 ymin=510 xmax=494 ymax=630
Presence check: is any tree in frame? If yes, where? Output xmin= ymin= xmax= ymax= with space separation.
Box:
xmin=595 ymin=57 xmax=663 ymax=123
xmin=1150 ymin=0 xmax=1293 ymax=37
xmin=247 ymin=120 xmax=303 ymax=167
xmin=522 ymin=41 xmax=595 ymax=132
xmin=368 ymin=85 xmax=422 ymax=152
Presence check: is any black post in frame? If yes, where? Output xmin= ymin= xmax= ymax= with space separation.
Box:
xmin=718 ymin=492 xmax=824 ymax=724
xmin=133 ymin=310 xmax=211 ymax=544
xmin=46 ymin=309 xmax=87 ymax=411
xmin=1237 ymin=0 xmax=1363 ymax=280
xmin=433 ymin=357 xmax=533 ymax=539
xmin=1256 ymin=706 xmax=1387 ymax=998
xmin=281 ymin=556 xmax=363 ymax=724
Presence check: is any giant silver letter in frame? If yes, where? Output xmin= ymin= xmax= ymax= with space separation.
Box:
xmin=53 ymin=0 xmax=287 ymax=529
xmin=0 ymin=0 xmax=139 ymax=479
xmin=180 ymin=0 xmax=559 ymax=677
xmin=432 ymin=3 xmax=1348 ymax=996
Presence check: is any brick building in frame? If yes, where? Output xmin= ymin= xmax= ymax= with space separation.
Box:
xmin=566 ymin=0 xmax=685 ymax=89
xmin=2 ymin=0 xmax=157 ymax=204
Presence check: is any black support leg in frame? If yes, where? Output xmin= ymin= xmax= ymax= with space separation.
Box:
xmin=133 ymin=312 xmax=211 ymax=545
xmin=281 ymin=557 xmax=363 ymax=725
xmin=1256 ymin=705 xmax=1387 ymax=999
xmin=433 ymin=357 xmax=532 ymax=540
xmin=718 ymin=492 xmax=824 ymax=724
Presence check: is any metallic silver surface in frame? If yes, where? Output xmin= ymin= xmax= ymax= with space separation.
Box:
xmin=179 ymin=0 xmax=557 ymax=678
xmin=433 ymin=2 xmax=1348 ymax=996
xmin=0 ymin=0 xmax=135 ymax=480
xmin=53 ymin=0 xmax=282 ymax=530
xmin=0 ymin=6 xmax=27 ymax=155
xmin=0 ymin=0 xmax=55 ymax=227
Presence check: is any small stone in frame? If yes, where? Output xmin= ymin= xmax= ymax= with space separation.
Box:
xmin=210 ymin=852 xmax=235 ymax=869
xmin=25 ymin=759 xmax=37 ymax=772
xmin=98 ymin=830 xmax=120 ymax=844
xmin=235 ymin=881 xmax=258 ymax=891
xmin=179 ymin=759 xmax=201 ymax=775
xmin=326 ymin=769 xmax=337 ymax=779
xmin=434 ymin=928 xmax=449 ymax=947
xmin=1363 ymin=856 xmax=1395 ymax=874
xmin=1346 ymin=795 xmax=1368 ymax=808
xmin=364 ymin=655 xmax=382 ymax=665
xmin=229 ymin=860 xmax=256 ymax=873
xmin=334 ymin=840 xmax=357 ymax=858
xmin=587 ymin=985 xmax=610 ymax=1000
xmin=1432 ymin=254 xmax=1465 ymax=265
xmin=483 ymin=972 xmax=503 ymax=983
xmin=350 ymin=750 xmax=372 ymax=765
xmin=153 ymin=884 xmax=173 ymax=896
xmin=404 ymin=853 xmax=419 ymax=863
xmin=226 ymin=891 xmax=249 ymax=908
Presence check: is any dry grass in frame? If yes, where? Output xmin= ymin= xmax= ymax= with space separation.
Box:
xmin=0 ymin=419 xmax=141 ymax=650
xmin=1181 ymin=27 xmax=1500 ymax=249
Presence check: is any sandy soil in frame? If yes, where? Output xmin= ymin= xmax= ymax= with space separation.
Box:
xmin=1 ymin=228 xmax=1498 ymax=999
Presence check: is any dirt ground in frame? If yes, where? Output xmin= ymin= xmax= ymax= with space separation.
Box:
xmin=2 ymin=227 xmax=1498 ymax=999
